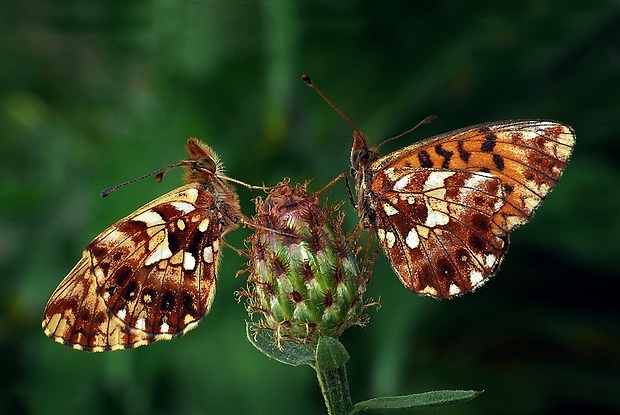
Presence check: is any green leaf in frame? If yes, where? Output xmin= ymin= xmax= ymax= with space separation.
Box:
xmin=349 ymin=390 xmax=483 ymax=414
xmin=315 ymin=337 xmax=350 ymax=373
xmin=245 ymin=322 xmax=315 ymax=367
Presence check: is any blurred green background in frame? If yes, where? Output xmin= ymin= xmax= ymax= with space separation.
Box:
xmin=1 ymin=1 xmax=619 ymax=414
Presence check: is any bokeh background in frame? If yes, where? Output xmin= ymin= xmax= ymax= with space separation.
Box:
xmin=2 ymin=1 xmax=619 ymax=414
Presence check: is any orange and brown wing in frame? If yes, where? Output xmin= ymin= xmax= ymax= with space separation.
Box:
xmin=369 ymin=169 xmax=507 ymax=298
xmin=372 ymin=120 xmax=575 ymax=234
xmin=42 ymin=183 xmax=226 ymax=351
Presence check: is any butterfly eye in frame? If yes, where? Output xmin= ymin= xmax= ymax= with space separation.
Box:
xmin=349 ymin=166 xmax=358 ymax=178
xmin=350 ymin=148 xmax=368 ymax=171
xmin=196 ymin=157 xmax=216 ymax=173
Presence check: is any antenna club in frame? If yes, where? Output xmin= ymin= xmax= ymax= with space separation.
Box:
xmin=423 ymin=115 xmax=438 ymax=125
xmin=301 ymin=74 xmax=314 ymax=86
xmin=100 ymin=188 xmax=114 ymax=198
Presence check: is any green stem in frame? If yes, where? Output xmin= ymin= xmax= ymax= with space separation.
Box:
xmin=316 ymin=364 xmax=352 ymax=415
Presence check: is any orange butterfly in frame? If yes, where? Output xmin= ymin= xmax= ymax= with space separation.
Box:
xmin=304 ymin=75 xmax=575 ymax=299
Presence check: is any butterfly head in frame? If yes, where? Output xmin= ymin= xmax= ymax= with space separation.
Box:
xmin=350 ymin=130 xmax=379 ymax=179
xmin=184 ymin=137 xmax=226 ymax=182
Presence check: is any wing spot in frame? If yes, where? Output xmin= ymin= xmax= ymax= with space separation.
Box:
xmin=449 ymin=284 xmax=461 ymax=296
xmin=183 ymin=252 xmax=196 ymax=271
xmin=198 ymin=218 xmax=210 ymax=233
xmin=456 ymin=249 xmax=469 ymax=263
xmin=162 ymin=291 xmax=175 ymax=311
xmin=170 ymin=201 xmax=195 ymax=214
xmin=423 ymin=171 xmax=455 ymax=191
xmin=437 ymin=258 xmax=454 ymax=277
xmin=125 ymin=280 xmax=137 ymax=300
xmin=470 ymin=270 xmax=484 ymax=286
xmin=471 ymin=213 xmax=490 ymax=232
xmin=117 ymin=308 xmax=127 ymax=320
xmin=112 ymin=250 xmax=126 ymax=262
xmin=114 ymin=266 xmax=131 ymax=286
xmin=142 ymin=290 xmax=153 ymax=305
xmin=183 ymin=292 xmax=198 ymax=317
xmin=468 ymin=234 xmax=485 ymax=251
xmin=457 ymin=140 xmax=471 ymax=163
xmin=420 ymin=285 xmax=438 ymax=297
xmin=405 ymin=229 xmax=419 ymax=249
xmin=145 ymin=235 xmax=173 ymax=266
xmin=434 ymin=144 xmax=453 ymax=168
xmin=485 ymin=254 xmax=497 ymax=268
xmin=393 ymin=175 xmax=411 ymax=191
xmin=492 ymin=153 xmax=505 ymax=171
xmin=136 ymin=318 xmax=146 ymax=330
xmin=417 ymin=150 xmax=433 ymax=168
xmin=481 ymin=132 xmax=497 ymax=152
xmin=424 ymin=210 xmax=450 ymax=227
xmin=94 ymin=266 xmax=105 ymax=279
xmin=133 ymin=210 xmax=165 ymax=227
xmin=382 ymin=203 xmax=399 ymax=216
xmin=203 ymin=246 xmax=214 ymax=263
xmin=377 ymin=228 xmax=385 ymax=242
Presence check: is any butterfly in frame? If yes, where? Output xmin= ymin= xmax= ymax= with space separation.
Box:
xmin=303 ymin=75 xmax=576 ymax=299
xmin=42 ymin=138 xmax=243 ymax=351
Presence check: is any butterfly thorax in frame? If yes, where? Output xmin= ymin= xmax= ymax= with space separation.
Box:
xmin=350 ymin=131 xmax=381 ymax=228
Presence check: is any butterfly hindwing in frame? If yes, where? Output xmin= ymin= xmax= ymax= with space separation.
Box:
xmin=370 ymin=168 xmax=508 ymax=297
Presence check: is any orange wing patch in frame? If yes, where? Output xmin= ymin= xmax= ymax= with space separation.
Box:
xmin=373 ymin=120 xmax=575 ymax=233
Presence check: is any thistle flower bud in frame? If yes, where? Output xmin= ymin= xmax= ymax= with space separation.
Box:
xmin=240 ymin=181 xmax=372 ymax=347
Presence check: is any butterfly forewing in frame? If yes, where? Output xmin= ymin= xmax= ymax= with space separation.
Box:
xmin=43 ymin=139 xmax=240 ymax=351
xmin=372 ymin=120 xmax=575 ymax=233
xmin=356 ymin=119 xmax=575 ymax=298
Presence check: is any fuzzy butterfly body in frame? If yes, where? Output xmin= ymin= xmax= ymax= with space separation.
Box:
xmin=42 ymin=138 xmax=241 ymax=351
xmin=351 ymin=120 xmax=575 ymax=298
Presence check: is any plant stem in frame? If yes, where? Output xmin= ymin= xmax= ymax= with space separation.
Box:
xmin=316 ymin=363 xmax=352 ymax=415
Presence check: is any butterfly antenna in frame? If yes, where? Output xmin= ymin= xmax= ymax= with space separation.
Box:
xmin=376 ymin=115 xmax=438 ymax=150
xmin=100 ymin=161 xmax=189 ymax=198
xmin=302 ymin=74 xmax=361 ymax=133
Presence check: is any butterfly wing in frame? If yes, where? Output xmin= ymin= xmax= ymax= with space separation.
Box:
xmin=371 ymin=120 xmax=575 ymax=234
xmin=43 ymin=183 xmax=230 ymax=351
xmin=364 ymin=120 xmax=575 ymax=298
xmin=370 ymin=168 xmax=508 ymax=298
